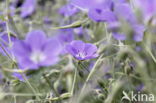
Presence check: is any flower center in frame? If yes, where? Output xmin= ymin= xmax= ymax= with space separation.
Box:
xmin=30 ymin=51 xmax=46 ymax=64
xmin=76 ymin=52 xmax=86 ymax=59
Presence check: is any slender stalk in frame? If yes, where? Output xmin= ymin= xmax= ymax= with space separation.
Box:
xmin=31 ymin=93 xmax=72 ymax=102
xmin=1 ymin=68 xmax=26 ymax=73
xmin=145 ymin=46 xmax=156 ymax=63
xmin=2 ymin=93 xmax=43 ymax=97
xmin=14 ymin=96 xmax=16 ymax=103
xmin=71 ymin=61 xmax=78 ymax=95
xmin=42 ymin=73 xmax=60 ymax=97
xmin=0 ymin=43 xmax=13 ymax=61
xmin=80 ymin=55 xmax=103 ymax=95
xmin=5 ymin=0 xmax=12 ymax=46
xmin=22 ymin=73 xmax=41 ymax=100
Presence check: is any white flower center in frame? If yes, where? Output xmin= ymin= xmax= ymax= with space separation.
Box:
xmin=76 ymin=52 xmax=86 ymax=58
xmin=30 ymin=51 xmax=46 ymax=64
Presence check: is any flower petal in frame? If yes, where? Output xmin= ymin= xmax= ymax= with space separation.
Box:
xmin=71 ymin=0 xmax=94 ymax=10
xmin=43 ymin=38 xmax=62 ymax=56
xmin=114 ymin=3 xmax=136 ymax=24
xmin=71 ymin=40 xmax=85 ymax=52
xmin=12 ymin=40 xmax=31 ymax=58
xmin=18 ymin=57 xmax=38 ymax=69
xmin=59 ymin=4 xmax=79 ymax=16
xmin=84 ymin=43 xmax=98 ymax=56
xmin=66 ymin=44 xmax=77 ymax=56
xmin=20 ymin=0 xmax=36 ymax=18
xmin=26 ymin=30 xmax=47 ymax=50
xmin=40 ymin=56 xmax=59 ymax=66
xmin=133 ymin=25 xmax=145 ymax=42
xmin=112 ymin=32 xmax=126 ymax=40
xmin=88 ymin=9 xmax=116 ymax=22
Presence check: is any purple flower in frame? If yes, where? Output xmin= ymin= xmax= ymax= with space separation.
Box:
xmin=112 ymin=32 xmax=126 ymax=41
xmin=107 ymin=2 xmax=143 ymax=41
xmin=59 ymin=4 xmax=79 ymax=17
xmin=135 ymin=0 xmax=156 ymax=22
xmin=88 ymin=8 xmax=116 ymax=22
xmin=12 ymin=30 xmax=62 ymax=70
xmin=57 ymin=29 xmax=74 ymax=45
xmin=71 ymin=0 xmax=112 ymax=10
xmin=66 ymin=40 xmax=98 ymax=60
xmin=56 ymin=29 xmax=74 ymax=54
xmin=133 ymin=25 xmax=145 ymax=42
xmin=71 ymin=0 xmax=136 ymax=23
xmin=20 ymin=0 xmax=37 ymax=18
xmin=71 ymin=0 xmax=115 ymax=22
xmin=114 ymin=3 xmax=137 ymax=24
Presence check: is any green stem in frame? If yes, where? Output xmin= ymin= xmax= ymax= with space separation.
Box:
xmin=42 ymin=73 xmax=60 ymax=98
xmin=21 ymin=73 xmax=41 ymax=101
xmin=145 ymin=46 xmax=156 ymax=63
xmin=14 ymin=96 xmax=16 ymax=103
xmin=6 ymin=0 xmax=12 ymax=46
xmin=3 ymin=93 xmax=43 ymax=97
xmin=80 ymin=55 xmax=103 ymax=95
xmin=0 ymin=44 xmax=14 ymax=61
xmin=71 ymin=62 xmax=78 ymax=95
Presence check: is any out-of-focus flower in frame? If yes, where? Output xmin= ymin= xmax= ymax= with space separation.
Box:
xmin=108 ymin=2 xmax=145 ymax=41
xmin=71 ymin=0 xmax=136 ymax=25
xmin=71 ymin=0 xmax=114 ymax=22
xmin=12 ymin=30 xmax=62 ymax=70
xmin=20 ymin=0 xmax=37 ymax=18
xmin=59 ymin=4 xmax=79 ymax=17
xmin=71 ymin=0 xmax=112 ymax=11
xmin=112 ymin=32 xmax=126 ymax=41
xmin=135 ymin=0 xmax=156 ymax=22
xmin=0 ymin=32 xmax=17 ymax=56
xmin=57 ymin=29 xmax=74 ymax=45
xmin=132 ymin=25 xmax=145 ymax=42
xmin=88 ymin=8 xmax=116 ymax=22
xmin=71 ymin=0 xmax=145 ymax=41
xmin=56 ymin=29 xmax=74 ymax=54
xmin=66 ymin=40 xmax=98 ymax=60
xmin=114 ymin=3 xmax=137 ymax=24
